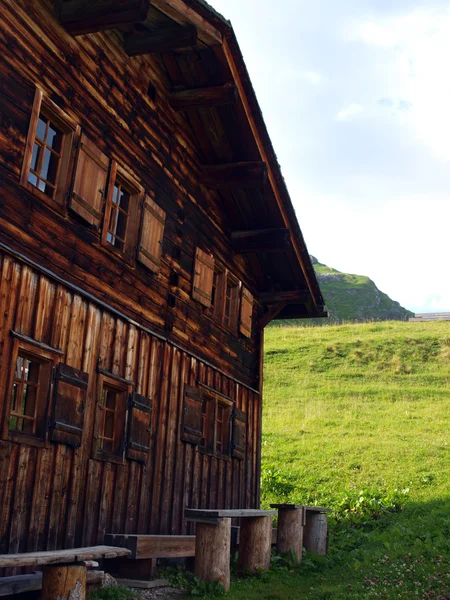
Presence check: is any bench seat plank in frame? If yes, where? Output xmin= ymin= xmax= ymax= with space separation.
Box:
xmin=0 ymin=570 xmax=104 ymax=597
xmin=185 ymin=509 xmax=275 ymax=523
xmin=0 ymin=546 xmax=130 ymax=568
xmin=105 ymin=534 xmax=196 ymax=558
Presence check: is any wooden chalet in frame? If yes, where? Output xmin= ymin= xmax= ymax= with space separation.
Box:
xmin=0 ymin=0 xmax=325 ymax=562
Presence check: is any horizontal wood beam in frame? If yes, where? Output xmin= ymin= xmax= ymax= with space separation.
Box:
xmin=231 ymin=228 xmax=290 ymax=253
xmin=125 ymin=25 xmax=197 ymax=55
xmin=169 ymin=84 xmax=237 ymax=111
xmin=60 ymin=0 xmax=150 ymax=36
xmin=260 ymin=290 xmax=310 ymax=305
xmin=201 ymin=162 xmax=268 ymax=189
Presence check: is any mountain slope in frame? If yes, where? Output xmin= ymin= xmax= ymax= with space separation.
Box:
xmin=310 ymin=256 xmax=413 ymax=323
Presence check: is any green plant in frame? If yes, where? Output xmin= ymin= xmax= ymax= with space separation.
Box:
xmin=88 ymin=585 xmax=137 ymax=600
xmin=164 ymin=565 xmax=225 ymax=597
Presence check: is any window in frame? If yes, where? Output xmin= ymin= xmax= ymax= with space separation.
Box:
xmin=21 ymin=88 xmax=79 ymax=209
xmin=6 ymin=336 xmax=61 ymax=445
xmin=181 ymin=385 xmax=234 ymax=458
xmin=102 ymin=162 xmax=143 ymax=259
xmin=93 ymin=373 xmax=131 ymax=462
xmin=203 ymin=257 xmax=240 ymax=334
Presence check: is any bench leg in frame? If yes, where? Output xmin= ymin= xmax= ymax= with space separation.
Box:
xmin=42 ymin=564 xmax=86 ymax=600
xmin=194 ymin=518 xmax=231 ymax=592
xmin=237 ymin=516 xmax=272 ymax=573
xmin=304 ymin=512 xmax=328 ymax=555
xmin=277 ymin=507 xmax=304 ymax=565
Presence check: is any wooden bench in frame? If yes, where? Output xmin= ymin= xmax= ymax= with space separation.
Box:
xmin=270 ymin=504 xmax=331 ymax=562
xmin=0 ymin=546 xmax=130 ymax=599
xmin=185 ymin=508 xmax=276 ymax=591
xmin=104 ymin=534 xmax=195 ymax=585
xmin=0 ymin=569 xmax=104 ymax=597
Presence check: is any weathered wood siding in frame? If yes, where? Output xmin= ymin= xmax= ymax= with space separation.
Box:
xmin=0 ymin=250 xmax=261 ymax=565
xmin=0 ymin=0 xmax=261 ymax=388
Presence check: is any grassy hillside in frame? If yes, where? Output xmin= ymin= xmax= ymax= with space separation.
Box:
xmin=225 ymin=321 xmax=450 ymax=599
xmin=292 ymin=258 xmax=413 ymax=324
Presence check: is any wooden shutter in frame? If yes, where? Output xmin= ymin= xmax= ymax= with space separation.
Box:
xmin=138 ymin=195 xmax=166 ymax=273
xmin=50 ymin=363 xmax=89 ymax=448
xmin=231 ymin=407 xmax=247 ymax=460
xmin=181 ymin=385 xmax=203 ymax=444
xmin=239 ymin=287 xmax=254 ymax=337
xmin=126 ymin=392 xmax=152 ymax=463
xmin=70 ymin=134 xmax=109 ymax=227
xmin=192 ymin=248 xmax=214 ymax=307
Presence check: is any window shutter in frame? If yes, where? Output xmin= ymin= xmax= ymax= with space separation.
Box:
xmin=70 ymin=134 xmax=109 ymax=227
xmin=231 ymin=407 xmax=247 ymax=460
xmin=181 ymin=385 xmax=203 ymax=444
xmin=239 ymin=287 xmax=254 ymax=338
xmin=50 ymin=363 xmax=89 ymax=448
xmin=192 ymin=248 xmax=214 ymax=307
xmin=138 ymin=196 xmax=166 ymax=273
xmin=126 ymin=392 xmax=152 ymax=463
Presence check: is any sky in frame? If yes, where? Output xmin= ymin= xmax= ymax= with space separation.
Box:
xmin=208 ymin=0 xmax=450 ymax=313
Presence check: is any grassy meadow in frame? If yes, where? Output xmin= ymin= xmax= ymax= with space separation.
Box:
xmin=226 ymin=320 xmax=450 ymax=599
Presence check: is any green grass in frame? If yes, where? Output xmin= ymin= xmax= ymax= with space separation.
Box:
xmin=225 ymin=320 xmax=450 ymax=599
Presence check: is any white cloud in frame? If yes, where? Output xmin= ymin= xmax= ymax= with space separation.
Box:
xmin=336 ymin=103 xmax=363 ymax=121
xmin=345 ymin=7 xmax=450 ymax=161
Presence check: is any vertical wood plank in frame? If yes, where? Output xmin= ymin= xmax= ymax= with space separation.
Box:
xmin=170 ymin=351 xmax=188 ymax=534
xmin=66 ymin=295 xmax=87 ymax=369
xmin=33 ymin=276 xmax=56 ymax=344
xmin=27 ymin=448 xmax=53 ymax=551
xmin=14 ymin=266 xmax=38 ymax=336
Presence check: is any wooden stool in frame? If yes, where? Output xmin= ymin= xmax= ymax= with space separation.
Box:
xmin=270 ymin=504 xmax=304 ymax=565
xmin=185 ymin=508 xmax=275 ymax=591
xmin=303 ymin=507 xmax=330 ymax=556
xmin=237 ymin=515 xmax=272 ymax=573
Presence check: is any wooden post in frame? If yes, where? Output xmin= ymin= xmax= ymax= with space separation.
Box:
xmin=194 ymin=518 xmax=231 ymax=592
xmin=276 ymin=507 xmax=304 ymax=565
xmin=303 ymin=512 xmax=328 ymax=556
xmin=237 ymin=516 xmax=272 ymax=573
xmin=42 ymin=564 xmax=86 ymax=600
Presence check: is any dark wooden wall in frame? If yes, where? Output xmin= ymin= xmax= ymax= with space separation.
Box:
xmin=0 ymin=249 xmax=261 ymax=562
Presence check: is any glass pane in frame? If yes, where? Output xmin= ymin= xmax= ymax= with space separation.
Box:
xmin=118 ymin=189 xmax=130 ymax=212
xmin=28 ymin=172 xmax=38 ymax=187
xmin=15 ymin=355 xmax=24 ymax=379
xmin=46 ymin=153 xmax=59 ymax=187
xmin=30 ymin=143 xmax=39 ymax=170
xmin=36 ymin=117 xmax=47 ymax=141
xmin=115 ymin=211 xmax=127 ymax=242
xmin=105 ymin=389 xmax=116 ymax=410
xmin=10 ymin=383 xmax=18 ymax=413
xmin=26 ymin=360 xmax=40 ymax=385
xmin=41 ymin=148 xmax=52 ymax=181
xmin=38 ymin=179 xmax=46 ymax=192
xmin=22 ymin=383 xmax=37 ymax=418
xmin=106 ymin=232 xmax=114 ymax=245
xmin=47 ymin=124 xmax=63 ymax=153
xmin=104 ymin=410 xmax=115 ymax=440
xmin=112 ymin=184 xmax=119 ymax=205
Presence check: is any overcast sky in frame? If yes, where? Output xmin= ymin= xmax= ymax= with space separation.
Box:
xmin=209 ymin=0 xmax=450 ymax=313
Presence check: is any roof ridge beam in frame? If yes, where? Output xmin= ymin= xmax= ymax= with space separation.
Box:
xmin=169 ymin=84 xmax=237 ymax=110
xmin=125 ymin=24 xmax=197 ymax=55
xmin=201 ymin=162 xmax=267 ymax=189
xmin=231 ymin=228 xmax=290 ymax=253
xmin=60 ymin=0 xmax=150 ymax=36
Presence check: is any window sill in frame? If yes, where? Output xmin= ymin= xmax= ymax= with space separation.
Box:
xmin=198 ymin=447 xmax=231 ymax=462
xmin=21 ymin=181 xmax=67 ymax=216
xmin=93 ymin=450 xmax=126 ymax=465
xmin=8 ymin=431 xmax=48 ymax=449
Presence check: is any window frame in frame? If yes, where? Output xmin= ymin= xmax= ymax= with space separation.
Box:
xmin=20 ymin=87 xmax=80 ymax=212
xmin=93 ymin=371 xmax=132 ymax=464
xmin=208 ymin=261 xmax=241 ymax=335
xmin=101 ymin=161 xmax=143 ymax=262
xmin=198 ymin=385 xmax=233 ymax=460
xmin=4 ymin=336 xmax=61 ymax=448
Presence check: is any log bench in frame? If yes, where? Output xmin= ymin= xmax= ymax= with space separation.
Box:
xmin=104 ymin=534 xmax=195 ymax=586
xmin=185 ymin=508 xmax=276 ymax=592
xmin=0 ymin=546 xmax=130 ymax=599
xmin=0 ymin=569 xmax=104 ymax=597
xmin=270 ymin=504 xmax=331 ymax=562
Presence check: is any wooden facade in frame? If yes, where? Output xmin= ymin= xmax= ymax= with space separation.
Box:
xmin=0 ymin=0 xmax=325 ymax=564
